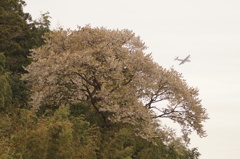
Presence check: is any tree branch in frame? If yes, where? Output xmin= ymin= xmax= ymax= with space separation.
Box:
xmin=83 ymin=84 xmax=108 ymax=126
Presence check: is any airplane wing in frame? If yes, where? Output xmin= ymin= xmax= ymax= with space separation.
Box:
xmin=179 ymin=55 xmax=190 ymax=65
xmin=179 ymin=60 xmax=185 ymax=65
xmin=184 ymin=55 xmax=190 ymax=61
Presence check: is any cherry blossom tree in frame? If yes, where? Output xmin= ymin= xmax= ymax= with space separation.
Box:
xmin=22 ymin=26 xmax=208 ymax=142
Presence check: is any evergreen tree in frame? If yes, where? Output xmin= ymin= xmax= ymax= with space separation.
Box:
xmin=0 ymin=53 xmax=12 ymax=111
xmin=0 ymin=0 xmax=50 ymax=108
xmin=0 ymin=0 xmax=50 ymax=73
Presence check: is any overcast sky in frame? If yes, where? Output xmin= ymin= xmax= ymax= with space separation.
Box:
xmin=24 ymin=0 xmax=240 ymax=158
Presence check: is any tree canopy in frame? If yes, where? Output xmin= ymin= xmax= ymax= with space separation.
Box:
xmin=22 ymin=25 xmax=208 ymax=143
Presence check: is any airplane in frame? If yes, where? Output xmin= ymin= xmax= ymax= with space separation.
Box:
xmin=174 ymin=55 xmax=191 ymax=65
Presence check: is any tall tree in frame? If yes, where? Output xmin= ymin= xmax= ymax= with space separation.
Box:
xmin=0 ymin=0 xmax=50 ymax=73
xmin=0 ymin=0 xmax=50 ymax=107
xmin=22 ymin=26 xmax=209 ymax=143
xmin=0 ymin=0 xmax=31 ymax=73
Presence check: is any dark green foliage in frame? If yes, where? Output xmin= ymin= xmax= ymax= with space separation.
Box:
xmin=0 ymin=53 xmax=12 ymax=111
xmin=0 ymin=0 xmax=50 ymax=108
xmin=0 ymin=0 xmax=31 ymax=73
xmin=100 ymin=126 xmax=136 ymax=159
xmin=0 ymin=0 xmax=50 ymax=73
xmin=70 ymin=102 xmax=106 ymax=127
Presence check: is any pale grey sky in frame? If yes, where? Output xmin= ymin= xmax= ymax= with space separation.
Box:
xmin=24 ymin=0 xmax=240 ymax=158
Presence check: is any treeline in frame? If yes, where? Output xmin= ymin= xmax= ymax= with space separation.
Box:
xmin=0 ymin=0 xmax=207 ymax=158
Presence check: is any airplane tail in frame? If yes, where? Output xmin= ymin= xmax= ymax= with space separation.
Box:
xmin=174 ymin=56 xmax=179 ymax=61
